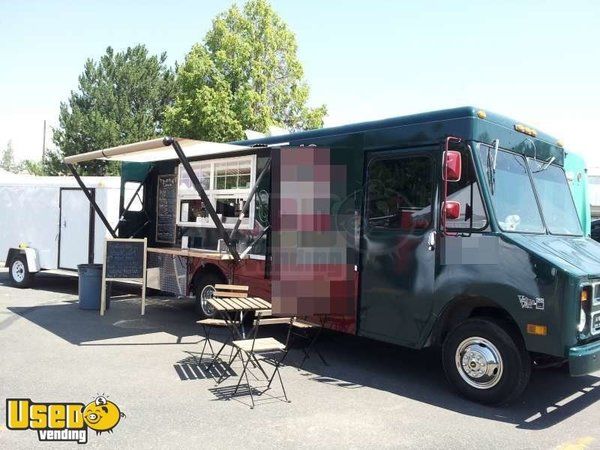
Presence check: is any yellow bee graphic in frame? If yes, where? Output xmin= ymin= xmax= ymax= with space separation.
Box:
xmin=82 ymin=395 xmax=125 ymax=434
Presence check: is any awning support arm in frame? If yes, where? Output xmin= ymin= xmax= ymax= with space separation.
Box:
xmin=129 ymin=220 xmax=151 ymax=238
xmin=66 ymin=163 xmax=117 ymax=238
xmin=239 ymin=225 xmax=270 ymax=259
xmin=230 ymin=157 xmax=271 ymax=241
xmin=163 ymin=137 xmax=241 ymax=262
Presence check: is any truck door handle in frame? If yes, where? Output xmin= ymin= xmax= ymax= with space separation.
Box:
xmin=427 ymin=231 xmax=436 ymax=251
xmin=63 ymin=220 xmax=67 ymax=228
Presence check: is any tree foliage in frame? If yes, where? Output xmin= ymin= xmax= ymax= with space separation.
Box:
xmin=48 ymin=45 xmax=176 ymax=175
xmin=165 ymin=0 xmax=326 ymax=141
xmin=0 ymin=140 xmax=45 ymax=175
xmin=0 ymin=140 xmax=18 ymax=173
xmin=21 ymin=159 xmax=45 ymax=176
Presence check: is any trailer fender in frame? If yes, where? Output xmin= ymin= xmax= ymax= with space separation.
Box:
xmin=5 ymin=247 xmax=40 ymax=273
xmin=23 ymin=248 xmax=41 ymax=272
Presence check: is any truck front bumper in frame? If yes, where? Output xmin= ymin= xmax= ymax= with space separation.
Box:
xmin=569 ymin=339 xmax=600 ymax=376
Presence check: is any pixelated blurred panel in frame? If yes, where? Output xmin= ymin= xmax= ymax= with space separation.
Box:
xmin=271 ymin=147 xmax=356 ymax=317
xmin=440 ymin=235 xmax=499 ymax=265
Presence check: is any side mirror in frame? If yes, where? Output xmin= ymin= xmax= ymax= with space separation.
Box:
xmin=444 ymin=150 xmax=462 ymax=182
xmin=444 ymin=201 xmax=461 ymax=220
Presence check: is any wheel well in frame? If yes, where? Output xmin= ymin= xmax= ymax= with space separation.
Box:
xmin=5 ymin=248 xmax=24 ymax=267
xmin=190 ymin=264 xmax=228 ymax=292
xmin=432 ymin=296 xmax=523 ymax=346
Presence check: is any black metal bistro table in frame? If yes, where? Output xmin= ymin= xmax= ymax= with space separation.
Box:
xmin=204 ymin=296 xmax=271 ymax=370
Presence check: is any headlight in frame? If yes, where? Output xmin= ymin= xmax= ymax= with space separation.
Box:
xmin=578 ymin=285 xmax=592 ymax=333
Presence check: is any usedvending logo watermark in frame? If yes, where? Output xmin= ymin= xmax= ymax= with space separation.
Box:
xmin=518 ymin=295 xmax=545 ymax=310
xmin=6 ymin=395 xmax=125 ymax=444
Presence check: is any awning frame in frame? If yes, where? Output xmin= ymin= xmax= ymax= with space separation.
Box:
xmin=62 ymin=137 xmax=254 ymax=164
xmin=65 ymin=137 xmax=260 ymax=263
xmin=67 ymin=163 xmax=118 ymax=239
xmin=163 ymin=137 xmax=240 ymax=261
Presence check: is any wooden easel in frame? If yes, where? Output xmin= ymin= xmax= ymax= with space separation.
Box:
xmin=101 ymin=238 xmax=147 ymax=316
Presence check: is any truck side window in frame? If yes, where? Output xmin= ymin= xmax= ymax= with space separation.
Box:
xmin=445 ymin=150 xmax=487 ymax=230
xmin=123 ymin=182 xmax=144 ymax=212
xmin=367 ymin=155 xmax=433 ymax=232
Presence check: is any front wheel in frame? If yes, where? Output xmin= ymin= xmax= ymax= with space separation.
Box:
xmin=9 ymin=255 xmax=33 ymax=288
xmin=193 ymin=273 xmax=222 ymax=319
xmin=442 ymin=318 xmax=531 ymax=405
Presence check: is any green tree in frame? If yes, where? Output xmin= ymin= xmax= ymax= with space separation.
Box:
xmin=1 ymin=140 xmax=18 ymax=173
xmin=165 ymin=0 xmax=326 ymax=141
xmin=48 ymin=45 xmax=176 ymax=175
xmin=21 ymin=159 xmax=45 ymax=176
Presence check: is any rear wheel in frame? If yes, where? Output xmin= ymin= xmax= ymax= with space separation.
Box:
xmin=193 ymin=273 xmax=223 ymax=319
xmin=442 ymin=318 xmax=531 ymax=405
xmin=9 ymin=255 xmax=33 ymax=288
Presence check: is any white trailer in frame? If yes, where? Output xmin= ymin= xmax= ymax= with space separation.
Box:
xmin=0 ymin=175 xmax=127 ymax=287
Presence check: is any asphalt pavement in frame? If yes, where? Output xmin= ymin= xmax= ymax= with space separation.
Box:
xmin=0 ymin=268 xmax=599 ymax=449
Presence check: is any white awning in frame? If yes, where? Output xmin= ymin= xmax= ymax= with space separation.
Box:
xmin=63 ymin=138 xmax=253 ymax=164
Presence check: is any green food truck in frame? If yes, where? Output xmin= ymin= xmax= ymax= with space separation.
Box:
xmin=564 ymin=151 xmax=591 ymax=236
xmin=64 ymin=106 xmax=600 ymax=405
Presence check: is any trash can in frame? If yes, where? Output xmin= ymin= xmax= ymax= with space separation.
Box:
xmin=77 ymin=264 xmax=107 ymax=310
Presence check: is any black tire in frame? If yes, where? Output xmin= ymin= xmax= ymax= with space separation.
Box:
xmin=193 ymin=273 xmax=224 ymax=319
xmin=9 ymin=255 xmax=33 ymax=288
xmin=442 ymin=318 xmax=531 ymax=405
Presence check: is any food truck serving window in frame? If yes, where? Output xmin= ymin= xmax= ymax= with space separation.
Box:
xmin=177 ymin=155 xmax=256 ymax=229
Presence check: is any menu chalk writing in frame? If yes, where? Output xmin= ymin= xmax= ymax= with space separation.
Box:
xmin=105 ymin=240 xmax=145 ymax=279
xmin=156 ymin=174 xmax=177 ymax=243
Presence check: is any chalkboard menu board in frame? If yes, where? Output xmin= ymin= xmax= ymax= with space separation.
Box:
xmin=101 ymin=238 xmax=147 ymax=316
xmin=105 ymin=239 xmax=146 ymax=279
xmin=156 ymin=174 xmax=177 ymax=243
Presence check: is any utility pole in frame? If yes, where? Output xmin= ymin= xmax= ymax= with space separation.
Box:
xmin=42 ymin=120 xmax=46 ymax=163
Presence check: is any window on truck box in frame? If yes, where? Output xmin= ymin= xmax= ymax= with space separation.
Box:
xmin=366 ymin=155 xmax=433 ymax=232
xmin=123 ymin=182 xmax=144 ymax=212
xmin=177 ymin=155 xmax=256 ymax=229
xmin=444 ymin=148 xmax=488 ymax=231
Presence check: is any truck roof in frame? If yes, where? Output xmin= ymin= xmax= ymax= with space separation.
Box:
xmin=233 ymin=106 xmax=566 ymax=165
xmin=63 ymin=106 xmax=566 ymax=167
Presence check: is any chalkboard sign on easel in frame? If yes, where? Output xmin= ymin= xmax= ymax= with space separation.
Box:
xmin=101 ymin=238 xmax=147 ymax=316
xmin=156 ymin=174 xmax=177 ymax=244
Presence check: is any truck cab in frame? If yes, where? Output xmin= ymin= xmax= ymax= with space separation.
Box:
xmin=356 ymin=111 xmax=600 ymax=403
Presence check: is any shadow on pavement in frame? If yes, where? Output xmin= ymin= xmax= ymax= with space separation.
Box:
xmin=297 ymin=332 xmax=600 ymax=431
xmin=174 ymin=354 xmax=237 ymax=381
xmin=3 ymin=269 xmax=198 ymax=345
xmin=0 ymin=271 xmax=81 ymax=296
xmin=4 ymin=271 xmax=599 ymax=429
xmin=0 ymin=270 xmax=133 ymax=297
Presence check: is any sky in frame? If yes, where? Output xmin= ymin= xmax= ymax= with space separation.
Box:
xmin=1 ymin=0 xmax=599 ymax=165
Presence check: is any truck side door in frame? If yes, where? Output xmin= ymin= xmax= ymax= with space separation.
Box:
xmin=359 ymin=148 xmax=438 ymax=347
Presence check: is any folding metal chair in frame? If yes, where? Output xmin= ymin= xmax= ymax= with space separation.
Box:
xmin=200 ymin=284 xmax=249 ymax=370
xmin=227 ymin=315 xmax=295 ymax=408
xmin=195 ymin=318 xmax=239 ymax=367
xmin=291 ymin=318 xmax=328 ymax=368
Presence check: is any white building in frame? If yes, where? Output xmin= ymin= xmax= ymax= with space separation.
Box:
xmin=588 ymin=167 xmax=600 ymax=219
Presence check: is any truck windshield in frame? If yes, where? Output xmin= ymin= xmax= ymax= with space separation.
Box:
xmin=528 ymin=160 xmax=583 ymax=235
xmin=477 ymin=144 xmax=545 ymax=233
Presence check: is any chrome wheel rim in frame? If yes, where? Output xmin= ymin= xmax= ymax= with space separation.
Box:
xmin=12 ymin=260 xmax=26 ymax=283
xmin=455 ymin=337 xmax=503 ymax=390
xmin=200 ymin=285 xmax=216 ymax=316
